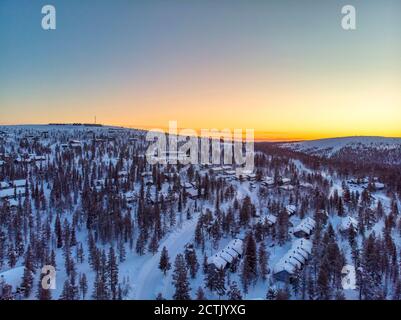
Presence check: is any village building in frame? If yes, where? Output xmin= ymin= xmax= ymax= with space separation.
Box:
xmin=280 ymin=185 xmax=295 ymax=191
xmin=69 ymin=140 xmax=82 ymax=148
xmin=285 ymin=205 xmax=297 ymax=216
xmin=293 ymin=217 xmax=316 ymax=238
xmin=281 ymin=178 xmax=291 ymax=185
xmin=299 ymin=182 xmax=313 ymax=189
xmin=261 ymin=177 xmax=275 ymax=188
xmin=273 ymin=238 xmax=313 ymax=282
xmin=207 ymin=239 xmax=243 ymax=270
xmin=0 ymin=187 xmax=26 ymax=200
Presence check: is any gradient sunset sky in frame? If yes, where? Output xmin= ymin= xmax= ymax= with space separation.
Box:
xmin=1 ymin=0 xmax=400 ymax=140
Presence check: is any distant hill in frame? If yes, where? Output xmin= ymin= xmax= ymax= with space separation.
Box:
xmin=279 ymin=136 xmax=401 ymax=166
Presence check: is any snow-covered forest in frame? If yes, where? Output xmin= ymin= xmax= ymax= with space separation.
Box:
xmin=1 ymin=125 xmax=401 ymax=300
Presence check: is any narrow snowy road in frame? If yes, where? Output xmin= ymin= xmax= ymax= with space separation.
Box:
xmin=132 ymin=213 xmax=199 ymax=299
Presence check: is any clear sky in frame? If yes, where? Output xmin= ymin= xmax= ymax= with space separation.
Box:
xmin=1 ymin=0 xmax=400 ymax=140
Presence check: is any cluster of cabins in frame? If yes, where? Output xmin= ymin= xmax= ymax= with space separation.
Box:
xmin=61 ymin=140 xmax=83 ymax=149
xmin=0 ymin=152 xmax=46 ymax=165
xmin=292 ymin=217 xmax=316 ymax=238
xmin=207 ymin=239 xmax=244 ymax=270
xmin=273 ymin=215 xmax=317 ymax=282
xmin=347 ymin=177 xmax=385 ymax=191
xmin=0 ymin=179 xmax=28 ymax=209
xmin=273 ymin=238 xmax=313 ymax=282
xmin=207 ymin=166 xmax=255 ymax=182
xmin=14 ymin=154 xmax=46 ymax=164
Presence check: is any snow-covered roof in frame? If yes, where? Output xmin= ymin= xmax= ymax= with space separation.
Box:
xmin=264 ymin=214 xmax=277 ymax=226
xmin=118 ymin=170 xmax=128 ymax=177
xmin=0 ymin=187 xmax=26 ymax=199
xmin=262 ymin=177 xmax=274 ymax=185
xmin=373 ymin=182 xmax=385 ymax=190
xmin=292 ymin=238 xmax=313 ymax=255
xmin=208 ymin=254 xmax=227 ymax=269
xmin=227 ymin=239 xmax=243 ymax=255
xmin=0 ymin=181 xmax=10 ymax=189
xmin=285 ymin=205 xmax=296 ymax=215
xmin=273 ymin=253 xmax=298 ymax=274
xmin=280 ymin=185 xmax=295 ymax=191
xmin=273 ymin=239 xmax=313 ymax=275
xmin=141 ymin=171 xmax=152 ymax=177
xmin=208 ymin=238 xmax=243 ymax=269
xmin=293 ymin=217 xmax=316 ymax=235
xmin=185 ymin=187 xmax=198 ymax=197
xmin=340 ymin=216 xmax=358 ymax=231
xmin=181 ymin=182 xmax=194 ymax=189
xmin=219 ymin=250 xmax=235 ymax=263
xmin=281 ymin=178 xmax=291 ymax=184
xmin=300 ymin=182 xmax=313 ymax=189
xmin=7 ymin=198 xmax=19 ymax=207
xmin=12 ymin=179 xmax=27 ymax=188
xmin=225 ymin=170 xmax=237 ymax=176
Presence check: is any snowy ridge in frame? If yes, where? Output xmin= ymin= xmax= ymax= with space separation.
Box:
xmin=280 ymin=136 xmax=401 ymax=158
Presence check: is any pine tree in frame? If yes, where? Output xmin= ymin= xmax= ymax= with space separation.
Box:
xmin=60 ymin=279 xmax=72 ymax=300
xmin=55 ymin=214 xmax=63 ymax=248
xmin=276 ymin=288 xmax=290 ymax=300
xmin=227 ymin=281 xmax=242 ymax=300
xmin=79 ymin=273 xmax=88 ymax=300
xmin=159 ymin=246 xmax=171 ymax=276
xmin=148 ymin=231 xmax=159 ymax=255
xmin=195 ymin=286 xmax=207 ymax=300
xmin=118 ymin=239 xmax=126 ymax=263
xmin=204 ymin=265 xmax=226 ymax=297
xmin=266 ymin=288 xmax=277 ymax=300
xmin=277 ymin=208 xmax=289 ymax=245
xmin=316 ymin=267 xmax=330 ymax=300
xmin=156 ymin=292 xmax=165 ymax=300
xmin=36 ymin=273 xmax=52 ymax=300
xmin=21 ymin=246 xmax=35 ymax=298
xmin=172 ymin=254 xmax=191 ymax=300
xmin=258 ymin=242 xmax=269 ymax=281
xmin=184 ymin=245 xmax=199 ymax=279
xmin=241 ymin=232 xmax=258 ymax=293
xmin=107 ymin=247 xmax=119 ymax=300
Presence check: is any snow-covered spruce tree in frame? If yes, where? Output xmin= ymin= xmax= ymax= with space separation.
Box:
xmin=277 ymin=208 xmax=289 ymax=245
xmin=360 ymin=234 xmax=383 ymax=300
xmin=227 ymin=281 xmax=242 ymax=300
xmin=172 ymin=254 xmax=191 ymax=300
xmin=184 ymin=244 xmax=199 ymax=279
xmin=107 ymin=246 xmax=119 ymax=300
xmin=195 ymin=286 xmax=207 ymax=300
xmin=21 ymin=245 xmax=35 ymax=298
xmin=79 ymin=273 xmax=88 ymax=300
xmin=258 ymin=242 xmax=269 ymax=281
xmin=241 ymin=232 xmax=258 ymax=293
xmin=148 ymin=230 xmax=159 ymax=255
xmin=159 ymin=246 xmax=171 ymax=276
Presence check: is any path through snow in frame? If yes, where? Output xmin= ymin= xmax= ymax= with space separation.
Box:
xmin=132 ymin=213 xmax=199 ymax=299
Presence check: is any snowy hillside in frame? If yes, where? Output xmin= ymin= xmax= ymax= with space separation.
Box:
xmin=280 ymin=136 xmax=401 ymax=165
